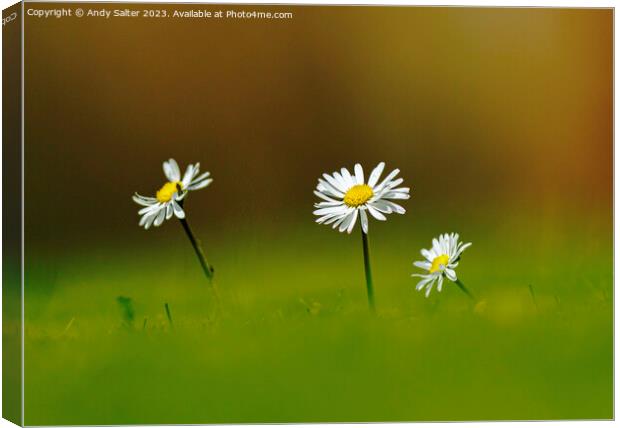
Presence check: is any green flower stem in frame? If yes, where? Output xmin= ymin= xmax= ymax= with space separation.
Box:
xmin=176 ymin=203 xmax=222 ymax=312
xmin=454 ymin=278 xmax=475 ymax=300
xmin=178 ymin=216 xmax=214 ymax=282
xmin=361 ymin=227 xmax=376 ymax=312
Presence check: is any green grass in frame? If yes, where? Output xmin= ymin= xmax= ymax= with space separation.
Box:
xmin=21 ymin=217 xmax=612 ymax=424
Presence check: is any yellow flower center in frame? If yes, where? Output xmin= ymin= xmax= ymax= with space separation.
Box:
xmin=430 ymin=254 xmax=450 ymax=273
xmin=156 ymin=181 xmax=182 ymax=203
xmin=343 ymin=184 xmax=374 ymax=207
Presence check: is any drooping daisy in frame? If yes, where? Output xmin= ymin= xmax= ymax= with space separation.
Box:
xmin=132 ymin=158 xmax=216 ymax=286
xmin=132 ymin=158 xmax=212 ymax=229
xmin=412 ymin=233 xmax=473 ymax=298
xmin=313 ymin=162 xmax=410 ymax=311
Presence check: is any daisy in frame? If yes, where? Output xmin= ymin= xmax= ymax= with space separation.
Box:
xmin=313 ymin=162 xmax=410 ymax=311
xmin=313 ymin=162 xmax=410 ymax=234
xmin=132 ymin=158 xmax=216 ymax=287
xmin=412 ymin=233 xmax=473 ymax=298
xmin=132 ymin=158 xmax=212 ymax=229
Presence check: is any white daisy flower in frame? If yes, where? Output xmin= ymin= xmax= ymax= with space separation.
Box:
xmin=132 ymin=158 xmax=213 ymax=229
xmin=412 ymin=233 xmax=472 ymax=298
xmin=313 ymin=162 xmax=410 ymax=234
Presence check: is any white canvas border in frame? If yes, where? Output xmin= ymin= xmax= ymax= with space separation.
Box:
xmin=0 ymin=1 xmax=615 ymax=427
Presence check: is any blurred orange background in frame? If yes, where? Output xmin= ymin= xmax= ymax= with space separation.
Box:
xmin=23 ymin=5 xmax=611 ymax=244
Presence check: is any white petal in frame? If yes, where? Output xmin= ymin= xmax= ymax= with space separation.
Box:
xmin=384 ymin=201 xmax=406 ymax=214
xmin=381 ymin=191 xmax=410 ymax=200
xmin=446 ymin=235 xmax=454 ymax=254
xmin=172 ymin=200 xmax=185 ymax=219
xmin=315 ymin=201 xmax=344 ymax=208
xmin=333 ymin=171 xmax=348 ymax=191
xmin=315 ymin=212 xmax=341 ymax=224
xmin=313 ymin=205 xmax=347 ymax=216
xmin=139 ymin=210 xmax=158 ymax=228
xmin=359 ymin=209 xmax=369 ymax=234
xmin=416 ymin=275 xmax=434 ymax=291
xmin=367 ymin=162 xmax=385 ymax=188
xmin=138 ymin=204 xmax=161 ymax=215
xmin=133 ymin=193 xmax=156 ymax=202
xmin=166 ymin=202 xmax=174 ymax=220
xmin=439 ymin=236 xmax=448 ymax=255
xmin=414 ymin=261 xmax=431 ymax=270
xmin=383 ymin=177 xmax=404 ymax=189
xmin=144 ymin=211 xmax=158 ymax=229
xmin=354 ymin=164 xmax=364 ymax=185
xmin=319 ymin=178 xmax=345 ymax=198
xmin=427 ymin=247 xmax=439 ymax=259
xmin=367 ymin=204 xmax=387 ymax=221
xmin=187 ymin=178 xmax=213 ymax=191
xmin=332 ymin=209 xmax=353 ymax=230
xmin=163 ymin=159 xmax=181 ymax=182
xmin=323 ymin=212 xmax=348 ymax=226
xmin=346 ymin=209 xmax=359 ymax=234
xmin=458 ymin=242 xmax=473 ymax=255
xmin=425 ymin=284 xmax=433 ymax=298
xmin=389 ymin=187 xmax=411 ymax=194
xmin=437 ymin=275 xmax=444 ymax=292
xmin=445 ymin=268 xmax=457 ymax=282
xmin=324 ymin=173 xmax=347 ymax=193
xmin=133 ymin=193 xmax=157 ymax=206
xmin=338 ymin=211 xmax=355 ymax=233
xmin=189 ymin=171 xmax=211 ymax=186
xmin=432 ymin=238 xmax=441 ymax=253
xmin=369 ymin=199 xmax=393 ymax=214
xmin=314 ymin=190 xmax=339 ymax=203
xmin=153 ymin=207 xmax=167 ymax=227
xmin=340 ymin=168 xmax=356 ymax=188
xmin=182 ymin=164 xmax=195 ymax=188
xmin=374 ymin=168 xmax=400 ymax=191
xmin=421 ymin=249 xmax=434 ymax=261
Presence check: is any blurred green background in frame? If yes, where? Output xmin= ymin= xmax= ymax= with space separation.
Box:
xmin=20 ymin=4 xmax=611 ymax=424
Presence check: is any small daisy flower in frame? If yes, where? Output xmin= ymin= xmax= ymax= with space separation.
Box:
xmin=132 ymin=158 xmax=213 ymax=229
xmin=131 ymin=157 xmax=217 ymax=296
xmin=313 ymin=162 xmax=410 ymax=234
xmin=412 ymin=233 xmax=473 ymax=298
